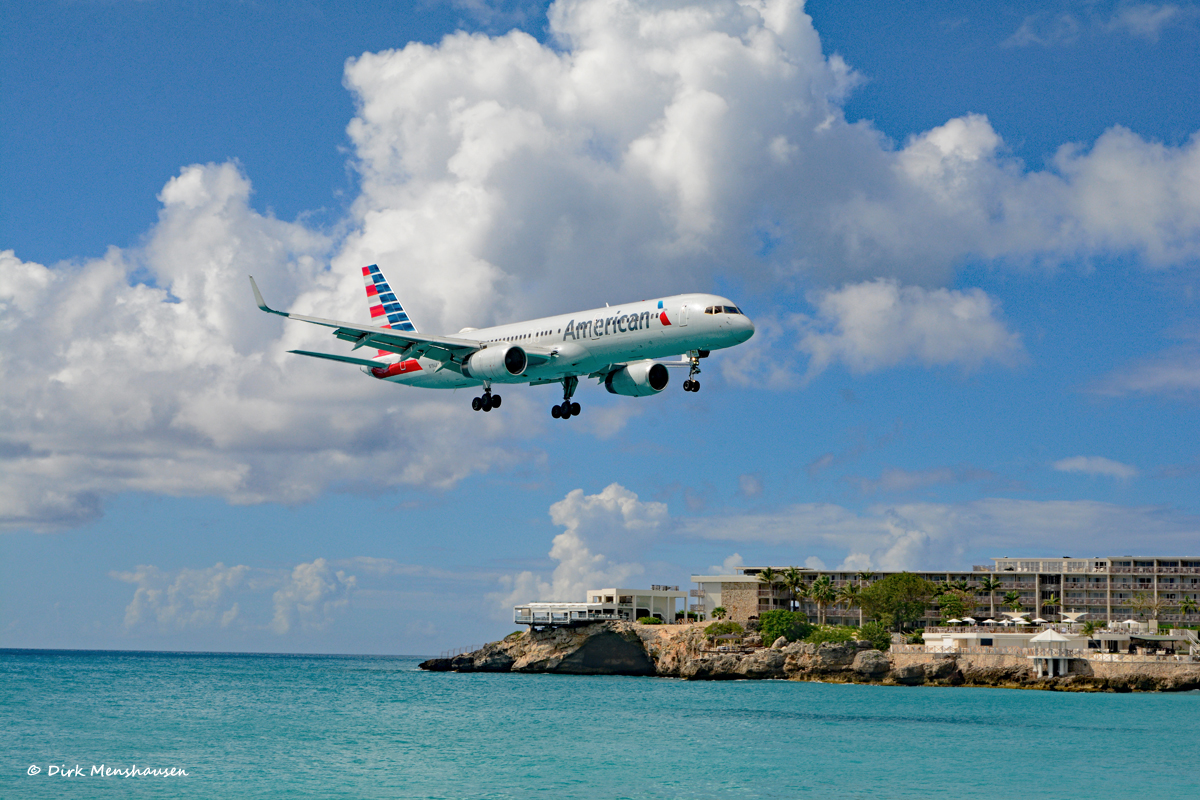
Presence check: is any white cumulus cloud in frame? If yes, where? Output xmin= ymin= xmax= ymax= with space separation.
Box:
xmin=491 ymin=483 xmax=666 ymax=612
xmin=798 ymin=279 xmax=1023 ymax=378
xmin=112 ymin=563 xmax=250 ymax=631
xmin=270 ymin=558 xmax=358 ymax=635
xmin=1053 ymin=455 xmax=1139 ymax=479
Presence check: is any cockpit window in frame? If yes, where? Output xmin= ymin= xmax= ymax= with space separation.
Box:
xmin=723 ymin=305 xmax=739 ymax=314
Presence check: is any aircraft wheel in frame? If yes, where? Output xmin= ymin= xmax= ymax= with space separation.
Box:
xmin=491 ymin=395 xmax=502 ymax=408
xmin=560 ymin=401 xmax=572 ymax=419
xmin=482 ymin=394 xmax=493 ymax=411
xmin=551 ymin=405 xmax=561 ymax=419
xmin=691 ymin=381 xmax=700 ymax=392
xmin=472 ymin=397 xmax=482 ymax=411
xmin=570 ymin=402 xmax=580 ymax=415
xmin=683 ymin=380 xmax=693 ymax=392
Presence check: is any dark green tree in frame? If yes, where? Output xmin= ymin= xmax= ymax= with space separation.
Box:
xmin=859 ymin=572 xmax=939 ymax=632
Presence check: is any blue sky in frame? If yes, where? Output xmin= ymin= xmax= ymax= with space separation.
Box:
xmin=2 ymin=0 xmax=1198 ymax=655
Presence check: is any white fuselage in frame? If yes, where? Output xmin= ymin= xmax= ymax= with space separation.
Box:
xmin=373 ymin=293 xmax=754 ymax=388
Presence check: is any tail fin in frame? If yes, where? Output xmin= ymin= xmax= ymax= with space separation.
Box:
xmin=362 ymin=264 xmax=417 ymax=358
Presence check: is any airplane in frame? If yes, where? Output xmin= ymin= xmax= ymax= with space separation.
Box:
xmin=249 ymin=264 xmax=754 ymax=419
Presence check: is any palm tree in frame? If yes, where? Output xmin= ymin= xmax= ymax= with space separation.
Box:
xmin=810 ymin=575 xmax=836 ymax=625
xmin=781 ymin=567 xmax=805 ymax=612
xmin=712 ymin=606 xmax=727 ymax=620
xmin=757 ymin=567 xmax=780 ymax=612
xmin=977 ymin=576 xmax=1002 ymax=619
xmin=837 ymin=583 xmax=863 ymax=626
xmin=1081 ymin=619 xmax=1102 ymax=638
xmin=854 ymin=571 xmax=875 ymax=626
xmin=1132 ymin=591 xmax=1167 ymax=624
xmin=794 ymin=580 xmax=813 ymax=621
xmin=1003 ymin=590 xmax=1023 ymax=614
xmin=1041 ymin=593 xmax=1061 ymax=620
xmin=1180 ymin=595 xmax=1198 ymax=621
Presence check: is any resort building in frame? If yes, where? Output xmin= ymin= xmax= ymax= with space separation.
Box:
xmin=689 ymin=556 xmax=1200 ymax=628
xmin=514 ymin=585 xmax=687 ymax=628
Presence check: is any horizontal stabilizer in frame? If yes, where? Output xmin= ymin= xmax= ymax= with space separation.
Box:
xmin=289 ymin=350 xmax=392 ymax=369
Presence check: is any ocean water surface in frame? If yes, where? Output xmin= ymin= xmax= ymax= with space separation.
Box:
xmin=2 ymin=649 xmax=1196 ymax=799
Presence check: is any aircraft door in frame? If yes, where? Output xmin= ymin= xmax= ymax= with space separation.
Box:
xmin=679 ymin=303 xmax=689 ymax=326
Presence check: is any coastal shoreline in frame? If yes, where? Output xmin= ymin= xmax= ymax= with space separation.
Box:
xmin=420 ymin=621 xmax=1200 ymax=692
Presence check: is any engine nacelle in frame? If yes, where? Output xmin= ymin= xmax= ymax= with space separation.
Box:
xmin=605 ymin=360 xmax=669 ymax=396
xmin=462 ymin=345 xmax=527 ymax=382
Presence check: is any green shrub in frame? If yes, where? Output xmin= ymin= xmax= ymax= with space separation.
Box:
xmin=905 ymin=628 xmax=925 ymax=644
xmin=805 ymin=625 xmax=857 ymax=645
xmin=859 ymin=621 xmax=892 ymax=651
xmin=758 ymin=610 xmax=813 ymax=645
xmin=704 ymin=621 xmax=744 ymax=637
xmin=637 ymin=616 xmax=663 ymax=625
xmin=503 ymin=631 xmax=524 ymax=642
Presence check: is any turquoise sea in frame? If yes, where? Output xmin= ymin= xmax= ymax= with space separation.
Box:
xmin=2 ymin=649 xmax=1197 ymax=799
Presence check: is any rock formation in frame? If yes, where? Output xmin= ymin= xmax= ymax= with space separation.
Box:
xmin=420 ymin=621 xmax=1200 ymax=692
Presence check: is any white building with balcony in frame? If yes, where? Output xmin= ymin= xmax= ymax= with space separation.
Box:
xmin=514 ymin=585 xmax=688 ymax=628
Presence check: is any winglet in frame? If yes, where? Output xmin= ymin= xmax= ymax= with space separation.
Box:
xmin=249 ymin=276 xmax=288 ymax=317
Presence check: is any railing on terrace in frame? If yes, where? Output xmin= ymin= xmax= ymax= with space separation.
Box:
xmin=439 ymin=644 xmax=479 ymax=658
xmin=514 ymin=611 xmax=628 ymax=625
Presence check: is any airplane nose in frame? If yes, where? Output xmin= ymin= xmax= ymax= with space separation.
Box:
xmin=739 ymin=315 xmax=755 ymax=342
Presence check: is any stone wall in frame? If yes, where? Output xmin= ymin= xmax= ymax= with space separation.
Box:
xmin=720 ymin=582 xmax=759 ymax=624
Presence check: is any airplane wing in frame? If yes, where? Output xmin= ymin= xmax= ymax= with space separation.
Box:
xmin=250 ymin=276 xmax=482 ymax=371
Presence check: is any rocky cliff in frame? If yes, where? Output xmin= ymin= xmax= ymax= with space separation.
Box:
xmin=420 ymin=621 xmax=1200 ymax=692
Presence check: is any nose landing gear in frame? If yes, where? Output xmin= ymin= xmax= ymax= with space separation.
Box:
xmin=551 ymin=376 xmax=581 ymax=419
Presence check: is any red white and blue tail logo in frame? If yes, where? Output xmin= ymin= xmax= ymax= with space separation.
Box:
xmin=363 ymin=264 xmax=417 ymax=333
xmin=362 ymin=264 xmax=419 ymax=362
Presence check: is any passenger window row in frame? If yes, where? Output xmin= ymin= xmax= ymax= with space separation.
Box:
xmin=487 ymin=329 xmax=553 ymax=343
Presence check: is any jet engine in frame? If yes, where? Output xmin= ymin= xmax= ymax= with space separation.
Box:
xmin=462 ymin=345 xmax=528 ymax=381
xmin=604 ymin=360 xmax=669 ymax=396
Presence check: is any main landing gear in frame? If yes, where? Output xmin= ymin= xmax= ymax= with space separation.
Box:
xmin=471 ymin=388 xmax=501 ymax=412
xmin=551 ymin=376 xmax=581 ymax=420
xmin=683 ymin=351 xmax=702 ymax=392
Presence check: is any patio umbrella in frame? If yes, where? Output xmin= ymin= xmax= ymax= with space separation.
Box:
xmin=1032 ymin=618 xmax=1048 ymax=624
xmin=946 ymin=619 xmax=962 ymax=624
xmin=962 ymin=617 xmax=976 ymax=624
xmin=983 ymin=619 xmax=996 ymax=624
